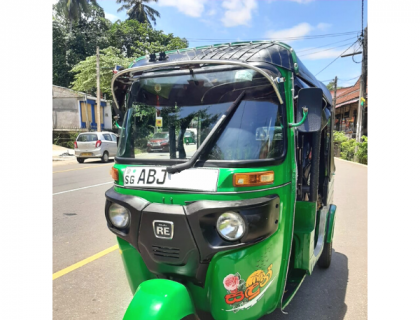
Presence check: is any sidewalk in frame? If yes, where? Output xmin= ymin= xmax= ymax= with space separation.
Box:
xmin=53 ymin=145 xmax=75 ymax=162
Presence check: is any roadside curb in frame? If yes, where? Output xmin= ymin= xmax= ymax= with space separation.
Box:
xmin=334 ymin=157 xmax=368 ymax=167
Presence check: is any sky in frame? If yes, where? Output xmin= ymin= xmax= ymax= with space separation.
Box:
xmin=84 ymin=0 xmax=368 ymax=88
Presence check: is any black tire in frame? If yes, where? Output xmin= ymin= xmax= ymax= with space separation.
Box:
xmin=101 ymin=151 xmax=109 ymax=163
xmin=318 ymin=240 xmax=332 ymax=268
xmin=77 ymin=157 xmax=85 ymax=164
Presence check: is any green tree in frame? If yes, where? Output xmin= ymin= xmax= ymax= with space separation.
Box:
xmin=326 ymin=80 xmax=342 ymax=91
xmin=53 ymin=4 xmax=112 ymax=87
xmin=55 ymin=0 xmax=99 ymax=33
xmin=107 ymin=20 xmax=188 ymax=58
xmin=116 ymin=0 xmax=160 ymax=26
xmin=70 ymin=46 xmax=132 ymax=97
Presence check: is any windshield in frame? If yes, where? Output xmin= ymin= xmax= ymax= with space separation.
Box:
xmin=117 ymin=66 xmax=286 ymax=163
xmin=151 ymin=133 xmax=169 ymax=139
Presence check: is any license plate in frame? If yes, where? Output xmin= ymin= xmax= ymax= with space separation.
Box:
xmin=81 ymin=152 xmax=92 ymax=156
xmin=152 ymin=143 xmax=159 ymax=146
xmin=123 ymin=167 xmax=219 ymax=192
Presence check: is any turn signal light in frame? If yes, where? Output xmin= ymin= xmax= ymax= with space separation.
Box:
xmin=233 ymin=171 xmax=274 ymax=187
xmin=110 ymin=167 xmax=119 ymax=181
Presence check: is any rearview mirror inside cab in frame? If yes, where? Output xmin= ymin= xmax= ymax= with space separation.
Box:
xmin=255 ymin=126 xmax=283 ymax=141
xmin=296 ymin=88 xmax=323 ymax=132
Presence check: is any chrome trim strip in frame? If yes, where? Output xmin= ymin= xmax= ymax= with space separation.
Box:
xmin=111 ymin=60 xmax=284 ymax=109
xmin=113 ymin=182 xmax=291 ymax=194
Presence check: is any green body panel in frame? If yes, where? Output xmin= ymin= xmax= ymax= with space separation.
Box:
xmin=117 ymin=237 xmax=156 ymax=294
xmin=281 ymin=274 xmax=306 ymax=309
xmin=123 ymin=279 xmax=195 ymax=320
xmin=326 ymin=205 xmax=337 ymax=243
xmin=293 ymin=203 xmax=331 ymax=274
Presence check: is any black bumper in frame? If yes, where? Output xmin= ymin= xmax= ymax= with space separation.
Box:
xmin=105 ymin=188 xmax=280 ymax=286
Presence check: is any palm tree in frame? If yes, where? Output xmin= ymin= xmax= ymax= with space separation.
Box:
xmin=116 ymin=0 xmax=160 ymax=26
xmin=55 ymin=0 xmax=98 ymax=33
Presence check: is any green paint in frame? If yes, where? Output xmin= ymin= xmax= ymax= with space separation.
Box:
xmin=288 ymin=108 xmax=308 ymax=128
xmin=123 ymin=280 xmax=195 ymax=320
xmin=117 ymin=237 xmax=156 ymax=294
xmin=326 ymin=205 xmax=337 ymax=243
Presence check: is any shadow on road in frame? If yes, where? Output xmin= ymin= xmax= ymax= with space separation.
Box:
xmin=262 ymin=250 xmax=348 ymax=320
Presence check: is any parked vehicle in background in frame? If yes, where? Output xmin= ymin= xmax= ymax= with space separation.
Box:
xmin=147 ymin=132 xmax=171 ymax=152
xmin=74 ymin=131 xmax=117 ymax=163
xmin=183 ymin=130 xmax=196 ymax=145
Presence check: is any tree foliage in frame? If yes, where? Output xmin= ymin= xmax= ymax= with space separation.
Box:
xmin=116 ymin=0 xmax=160 ymax=26
xmin=53 ymin=2 xmax=188 ymax=96
xmin=53 ymin=4 xmax=111 ymax=87
xmin=107 ymin=19 xmax=188 ymax=58
xmin=70 ymin=47 xmax=132 ymax=96
xmin=326 ymin=81 xmax=342 ymax=91
xmin=333 ymin=131 xmax=368 ymax=164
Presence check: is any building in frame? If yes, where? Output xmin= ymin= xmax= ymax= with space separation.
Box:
xmin=331 ymin=77 xmax=368 ymax=138
xmin=52 ymin=85 xmax=112 ymax=131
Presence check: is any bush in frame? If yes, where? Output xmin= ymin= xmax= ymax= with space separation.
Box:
xmin=356 ymin=136 xmax=368 ymax=164
xmin=333 ymin=131 xmax=368 ymax=164
xmin=340 ymin=138 xmax=357 ymax=161
xmin=53 ymin=132 xmax=79 ymax=149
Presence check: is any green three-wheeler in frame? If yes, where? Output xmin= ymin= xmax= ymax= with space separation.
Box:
xmin=105 ymin=41 xmax=337 ymax=320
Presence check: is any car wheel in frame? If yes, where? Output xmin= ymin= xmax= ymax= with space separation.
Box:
xmin=77 ymin=157 xmax=85 ymax=164
xmin=101 ymin=151 xmax=109 ymax=163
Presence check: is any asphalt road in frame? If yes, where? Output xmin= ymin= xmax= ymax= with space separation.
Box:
xmin=53 ymin=157 xmax=367 ymax=320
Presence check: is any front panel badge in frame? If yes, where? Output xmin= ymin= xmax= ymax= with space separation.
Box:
xmin=153 ymin=220 xmax=174 ymax=239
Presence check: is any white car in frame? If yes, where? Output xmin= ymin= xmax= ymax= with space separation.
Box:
xmin=74 ymin=131 xmax=118 ymax=163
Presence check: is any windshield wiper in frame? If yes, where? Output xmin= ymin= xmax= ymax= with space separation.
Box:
xmin=166 ymin=91 xmax=246 ymax=174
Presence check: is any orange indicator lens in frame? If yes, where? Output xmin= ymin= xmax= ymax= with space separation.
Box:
xmin=110 ymin=167 xmax=119 ymax=181
xmin=233 ymin=171 xmax=274 ymax=187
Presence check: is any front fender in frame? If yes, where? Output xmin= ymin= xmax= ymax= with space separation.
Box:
xmin=123 ymin=279 xmax=195 ymax=320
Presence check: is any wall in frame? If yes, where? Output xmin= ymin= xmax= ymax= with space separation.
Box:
xmin=53 ymin=86 xmax=81 ymax=129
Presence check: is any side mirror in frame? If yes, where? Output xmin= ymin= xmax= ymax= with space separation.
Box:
xmin=295 ymin=88 xmax=323 ymax=132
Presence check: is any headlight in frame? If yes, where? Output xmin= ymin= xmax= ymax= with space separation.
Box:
xmin=216 ymin=212 xmax=245 ymax=241
xmin=109 ymin=203 xmax=130 ymax=228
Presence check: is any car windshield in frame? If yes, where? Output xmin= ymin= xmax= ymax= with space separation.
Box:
xmin=117 ymin=66 xmax=286 ymax=162
xmin=151 ymin=133 xmax=169 ymax=139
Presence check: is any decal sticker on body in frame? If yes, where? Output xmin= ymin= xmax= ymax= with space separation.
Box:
xmin=223 ymin=264 xmax=274 ymax=313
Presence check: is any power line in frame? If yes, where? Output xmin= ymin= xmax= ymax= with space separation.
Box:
xmin=315 ymin=41 xmax=359 ymax=76
xmin=297 ymin=36 xmax=357 ymax=53
xmin=299 ymin=41 xmax=356 ymax=57
xmin=186 ymin=30 xmax=360 ymax=42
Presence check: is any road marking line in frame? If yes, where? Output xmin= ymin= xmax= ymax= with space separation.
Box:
xmin=53 ymin=182 xmax=113 ymax=195
xmin=53 ymin=163 xmax=113 ymax=174
xmin=53 ymin=245 xmax=119 ymax=280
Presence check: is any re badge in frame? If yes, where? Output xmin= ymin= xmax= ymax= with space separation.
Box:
xmin=153 ymin=220 xmax=174 ymax=239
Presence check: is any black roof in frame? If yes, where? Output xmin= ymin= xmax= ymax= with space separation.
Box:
xmin=129 ymin=41 xmax=332 ymax=104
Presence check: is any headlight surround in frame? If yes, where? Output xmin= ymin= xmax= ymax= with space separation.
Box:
xmin=109 ymin=203 xmax=130 ymax=228
xmin=216 ymin=211 xmax=246 ymax=241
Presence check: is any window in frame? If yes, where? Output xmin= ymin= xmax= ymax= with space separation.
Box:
xmin=111 ymin=134 xmax=117 ymax=142
xmin=77 ymin=134 xmax=98 ymax=142
xmin=103 ymin=134 xmax=112 ymax=141
xmin=117 ymin=65 xmax=287 ymax=164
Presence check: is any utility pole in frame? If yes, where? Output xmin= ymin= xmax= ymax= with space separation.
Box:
xmin=96 ymin=46 xmax=101 ymax=132
xmin=356 ymin=27 xmax=368 ymax=142
xmin=340 ymin=27 xmax=367 ymax=142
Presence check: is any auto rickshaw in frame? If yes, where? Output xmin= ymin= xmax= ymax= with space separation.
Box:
xmin=105 ymin=41 xmax=337 ymax=320
xmin=184 ymin=130 xmax=196 ymax=145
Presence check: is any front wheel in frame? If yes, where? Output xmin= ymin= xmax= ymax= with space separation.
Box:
xmin=101 ymin=151 xmax=109 ymax=163
xmin=77 ymin=157 xmax=85 ymax=163
xmin=318 ymin=241 xmax=332 ymax=268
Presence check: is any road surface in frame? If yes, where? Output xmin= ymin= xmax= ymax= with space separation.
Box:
xmin=53 ymin=158 xmax=367 ymax=320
